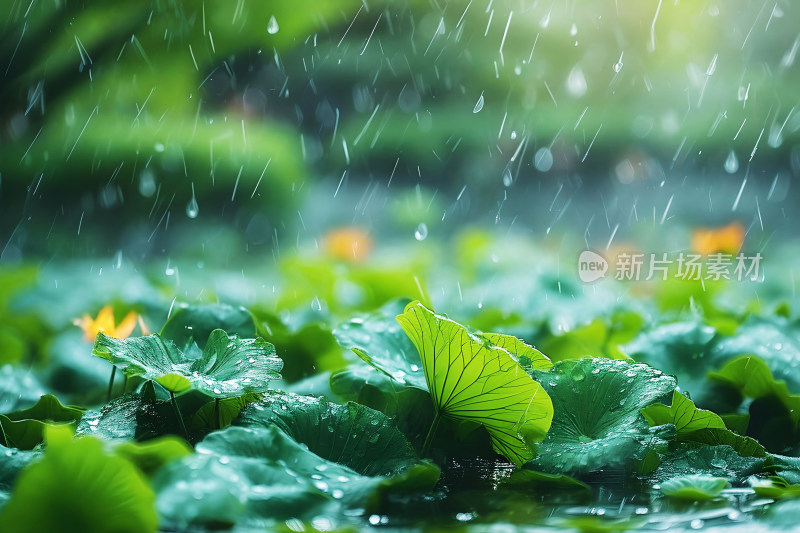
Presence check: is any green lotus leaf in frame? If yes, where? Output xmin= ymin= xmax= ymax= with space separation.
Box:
xmin=712 ymin=316 xmax=800 ymax=392
xmin=0 ymin=394 xmax=84 ymax=450
xmin=190 ymin=393 xmax=261 ymax=432
xmin=154 ymin=425 xmax=437 ymax=528
xmin=708 ymin=355 xmax=800 ymax=425
xmin=768 ymin=455 xmax=800 ymax=485
xmin=114 ymin=436 xmax=193 ymax=478
xmin=0 ymin=365 xmax=45 ymax=413
xmin=160 ymin=303 xmax=257 ymax=349
xmin=76 ymin=385 xmax=206 ymax=442
xmin=0 ymin=445 xmax=39 ymax=499
xmin=251 ymin=307 xmax=343 ymax=383
xmin=642 ymin=390 xmax=727 ymax=436
xmin=330 ymin=364 xmax=436 ymax=447
xmin=236 ymin=391 xmax=436 ymax=479
xmin=623 ymin=321 xmax=717 ymax=394
xmin=93 ymin=329 xmax=282 ymax=397
xmin=660 ymin=474 xmax=729 ymax=501
xmin=0 ymin=426 xmax=157 ymax=533
xmin=749 ymin=476 xmax=800 ymax=500
xmin=397 ymin=301 xmax=554 ymax=465
xmin=526 ymin=358 xmax=677 ymax=477
xmin=334 ymin=298 xmax=428 ymax=389
xmin=650 ymin=445 xmax=766 ymax=484
xmin=641 ymin=390 xmax=766 ymax=458
xmin=708 ymin=355 xmax=800 ymax=452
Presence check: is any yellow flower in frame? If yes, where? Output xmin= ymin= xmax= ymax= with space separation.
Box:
xmin=691 ymin=222 xmax=745 ymax=256
xmin=323 ymin=226 xmax=373 ymax=262
xmin=73 ymin=306 xmax=138 ymax=342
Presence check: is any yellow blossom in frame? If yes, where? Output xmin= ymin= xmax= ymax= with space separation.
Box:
xmin=73 ymin=305 xmax=138 ymax=342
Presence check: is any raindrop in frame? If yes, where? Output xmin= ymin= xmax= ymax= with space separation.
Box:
xmin=724 ymin=150 xmax=739 ymax=174
xmin=138 ymin=169 xmax=157 ymax=197
xmin=540 ymin=11 xmax=551 ymax=28
xmin=533 ymin=147 xmax=553 ymax=172
xmin=567 ymin=66 xmax=587 ymax=97
xmin=502 ymin=167 xmax=513 ymax=187
xmin=186 ymin=183 xmax=199 ymax=218
xmin=311 ymin=296 xmax=322 ymax=311
xmin=414 ymin=223 xmax=428 ymax=241
xmin=473 ymin=92 xmax=485 ymax=113
xmin=613 ymin=52 xmax=624 ymax=73
xmin=570 ymin=23 xmax=577 ymax=36
xmin=112 ymin=250 xmax=123 ymax=269
xmin=267 ymin=15 xmax=279 ymax=35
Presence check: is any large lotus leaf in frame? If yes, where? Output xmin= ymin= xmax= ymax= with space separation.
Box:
xmin=0 ymin=365 xmax=45 ymax=413
xmin=650 ymin=445 xmax=766 ymax=484
xmin=236 ymin=392 xmax=437 ymax=479
xmin=397 ymin=301 xmax=553 ymax=466
xmin=526 ymin=358 xmax=677 ymax=477
xmin=660 ymin=474 xmax=729 ymax=501
xmin=623 ymin=321 xmax=717 ymax=392
xmin=77 ymin=385 xmax=206 ymax=442
xmin=154 ymin=425 xmax=436 ymax=528
xmin=708 ymin=355 xmax=800 ymax=452
xmin=0 ymin=426 xmax=157 ymax=533
xmin=0 ymin=394 xmax=84 ymax=450
xmin=93 ymin=329 xmax=282 ymax=397
xmin=330 ymin=364 xmax=436 ymax=447
xmin=641 ymin=390 xmax=766 ymax=458
xmin=160 ymin=303 xmax=257 ymax=350
xmin=334 ymin=298 xmax=428 ymax=390
xmin=0 ymin=445 xmax=39 ymax=496
xmin=712 ymin=316 xmax=800 ymax=392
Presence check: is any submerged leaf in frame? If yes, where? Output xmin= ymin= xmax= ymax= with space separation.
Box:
xmin=397 ymin=301 xmax=553 ymax=465
xmin=526 ymin=358 xmax=677 ymax=477
xmin=660 ymin=474 xmax=729 ymax=501
xmin=93 ymin=329 xmax=282 ymax=397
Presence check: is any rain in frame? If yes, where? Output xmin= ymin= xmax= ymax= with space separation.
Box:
xmin=1 ymin=0 xmax=800 ymax=531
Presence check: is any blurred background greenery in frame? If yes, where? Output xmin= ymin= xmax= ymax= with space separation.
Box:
xmin=1 ymin=0 xmax=798 ymax=259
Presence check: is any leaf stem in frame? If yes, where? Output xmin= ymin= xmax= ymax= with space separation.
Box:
xmin=170 ymin=391 xmax=189 ymax=440
xmin=214 ymin=398 xmax=221 ymax=430
xmin=106 ymin=366 xmax=116 ymax=402
xmin=421 ymin=410 xmax=442 ymax=457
